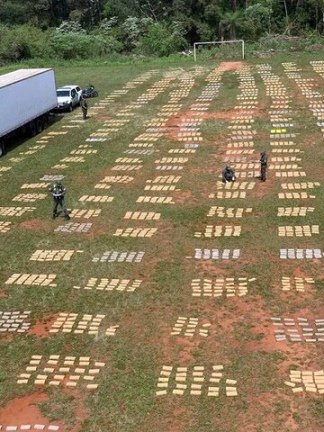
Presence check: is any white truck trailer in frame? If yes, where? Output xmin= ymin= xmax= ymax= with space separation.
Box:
xmin=0 ymin=68 xmax=57 ymax=156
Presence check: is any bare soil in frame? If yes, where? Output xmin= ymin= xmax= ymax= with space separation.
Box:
xmin=19 ymin=219 xmax=51 ymax=232
xmin=28 ymin=313 xmax=57 ymax=338
xmin=0 ymin=392 xmax=50 ymax=424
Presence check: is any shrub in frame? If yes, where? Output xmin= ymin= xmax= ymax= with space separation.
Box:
xmin=49 ymin=31 xmax=122 ymax=59
xmin=139 ymin=22 xmax=186 ymax=57
xmin=0 ymin=24 xmax=48 ymax=64
xmin=55 ymin=21 xmax=86 ymax=34
xmin=257 ymin=34 xmax=324 ymax=52
xmin=120 ymin=16 xmax=154 ymax=51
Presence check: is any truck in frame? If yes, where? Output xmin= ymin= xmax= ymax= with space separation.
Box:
xmin=0 ymin=68 xmax=58 ymax=157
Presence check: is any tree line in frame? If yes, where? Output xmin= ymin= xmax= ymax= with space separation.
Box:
xmin=0 ymin=0 xmax=323 ymax=63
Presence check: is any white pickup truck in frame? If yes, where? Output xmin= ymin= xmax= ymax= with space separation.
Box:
xmin=56 ymin=85 xmax=82 ymax=111
xmin=0 ymin=68 xmax=57 ymax=156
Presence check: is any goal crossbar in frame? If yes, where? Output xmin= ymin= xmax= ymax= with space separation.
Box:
xmin=193 ymin=40 xmax=245 ymax=62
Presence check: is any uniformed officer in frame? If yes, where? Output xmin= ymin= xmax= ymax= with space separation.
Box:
xmin=222 ymin=165 xmax=236 ymax=183
xmin=80 ymin=96 xmax=88 ymax=120
xmin=49 ymin=182 xmax=70 ymax=220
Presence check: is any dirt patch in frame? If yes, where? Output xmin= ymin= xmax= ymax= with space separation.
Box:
xmin=195 ymin=264 xmax=228 ymax=279
xmin=0 ymin=289 xmax=8 ymax=299
xmin=163 ymin=122 xmax=183 ymax=142
xmin=28 ymin=313 xmax=57 ymax=338
xmin=252 ymin=173 xmax=277 ymax=199
xmin=292 ymin=268 xmax=309 ymax=279
xmin=19 ymin=219 xmax=51 ymax=232
xmin=60 ymin=388 xmax=89 ymax=432
xmin=0 ymin=392 xmax=49 ymax=424
xmin=217 ymin=61 xmax=246 ymax=72
xmin=71 ymin=398 xmax=88 ymax=432
xmin=163 ymin=405 xmax=188 ymax=432
xmin=85 ymin=222 xmax=109 ymax=238
xmin=193 ymin=254 xmax=258 ymax=277
xmin=279 ymin=267 xmax=316 ymax=303
xmin=193 ymin=260 xmax=227 ymax=277
xmin=93 ymin=113 xmax=113 ymax=122
xmin=176 ymin=337 xmax=198 ymax=364
xmin=0 ymin=390 xmax=89 ymax=432
xmin=236 ymin=391 xmax=296 ymax=432
xmin=244 ymin=304 xmax=322 ymax=374
xmin=159 ymin=334 xmax=196 ymax=364
xmin=174 ymin=190 xmax=192 ymax=205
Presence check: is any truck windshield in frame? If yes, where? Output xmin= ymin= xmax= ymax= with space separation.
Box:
xmin=56 ymin=90 xmax=70 ymax=97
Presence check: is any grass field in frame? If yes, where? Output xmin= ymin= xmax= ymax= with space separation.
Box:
xmin=0 ymin=51 xmax=323 ymax=431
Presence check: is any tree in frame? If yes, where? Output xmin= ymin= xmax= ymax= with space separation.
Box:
xmin=140 ymin=21 xmax=186 ymax=56
xmin=244 ymin=3 xmax=273 ymax=35
xmin=282 ymin=0 xmax=290 ymax=33
xmin=219 ymin=10 xmax=244 ymax=39
xmin=309 ymin=0 xmax=324 ymax=32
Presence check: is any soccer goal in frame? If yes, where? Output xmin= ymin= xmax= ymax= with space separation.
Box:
xmin=193 ymin=40 xmax=245 ymax=62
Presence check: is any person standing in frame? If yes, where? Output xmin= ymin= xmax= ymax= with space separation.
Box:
xmin=260 ymin=151 xmax=268 ymax=182
xmin=49 ymin=182 xmax=70 ymax=220
xmin=80 ymin=96 xmax=88 ymax=120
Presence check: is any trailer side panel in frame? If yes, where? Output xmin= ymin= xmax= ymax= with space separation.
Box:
xmin=0 ymin=69 xmax=57 ymax=138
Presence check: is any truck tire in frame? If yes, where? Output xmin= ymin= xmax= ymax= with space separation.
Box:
xmin=43 ymin=115 xmax=49 ymax=130
xmin=0 ymin=142 xmax=5 ymax=158
xmin=69 ymin=103 xmax=73 ymax=112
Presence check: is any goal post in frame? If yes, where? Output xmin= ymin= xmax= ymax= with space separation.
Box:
xmin=193 ymin=40 xmax=245 ymax=62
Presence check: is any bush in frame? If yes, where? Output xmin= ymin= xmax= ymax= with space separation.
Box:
xmin=139 ymin=22 xmax=186 ymax=57
xmin=0 ymin=24 xmax=124 ymax=64
xmin=119 ymin=16 xmax=154 ymax=51
xmin=257 ymin=34 xmax=322 ymax=52
xmin=49 ymin=31 xmax=122 ymax=60
xmin=55 ymin=21 xmax=86 ymax=34
xmin=0 ymin=24 xmax=49 ymax=64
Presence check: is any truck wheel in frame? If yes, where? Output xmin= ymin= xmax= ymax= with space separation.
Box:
xmin=69 ymin=103 xmax=73 ymax=112
xmin=43 ymin=116 xmax=49 ymax=130
xmin=0 ymin=142 xmax=4 ymax=157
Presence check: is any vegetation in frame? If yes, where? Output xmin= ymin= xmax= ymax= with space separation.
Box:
xmin=0 ymin=0 xmax=323 ymax=64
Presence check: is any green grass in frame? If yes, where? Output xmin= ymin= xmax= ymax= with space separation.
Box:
xmin=0 ymin=52 xmax=323 ymax=431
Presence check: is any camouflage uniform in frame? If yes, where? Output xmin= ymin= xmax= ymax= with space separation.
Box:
xmin=80 ymin=97 xmax=88 ymax=120
xmin=49 ymin=182 xmax=70 ymax=220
